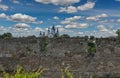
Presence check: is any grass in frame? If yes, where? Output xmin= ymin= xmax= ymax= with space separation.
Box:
xmin=1 ymin=66 xmax=119 ymax=78
xmin=61 ymin=68 xmax=74 ymax=78
xmin=2 ymin=65 xmax=45 ymax=78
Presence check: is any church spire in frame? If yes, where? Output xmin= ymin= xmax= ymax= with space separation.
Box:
xmin=56 ymin=27 xmax=59 ymax=36
xmin=39 ymin=31 xmax=42 ymax=37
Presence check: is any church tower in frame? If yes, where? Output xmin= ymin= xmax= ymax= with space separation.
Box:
xmin=51 ymin=24 xmax=56 ymax=36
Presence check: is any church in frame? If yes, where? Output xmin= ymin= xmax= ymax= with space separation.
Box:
xmin=39 ymin=24 xmax=59 ymax=38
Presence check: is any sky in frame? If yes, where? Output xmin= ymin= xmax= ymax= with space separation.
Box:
xmin=0 ymin=0 xmax=120 ymax=37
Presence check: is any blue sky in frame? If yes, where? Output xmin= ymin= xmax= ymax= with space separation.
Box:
xmin=0 ymin=0 xmax=120 ymax=37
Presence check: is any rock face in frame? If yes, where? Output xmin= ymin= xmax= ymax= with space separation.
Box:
xmin=0 ymin=38 xmax=120 ymax=77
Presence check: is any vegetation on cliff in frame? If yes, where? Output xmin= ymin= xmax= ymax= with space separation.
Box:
xmin=2 ymin=66 xmax=45 ymax=78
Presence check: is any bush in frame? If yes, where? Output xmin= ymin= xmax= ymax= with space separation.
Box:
xmin=2 ymin=65 xmax=45 ymax=78
xmin=61 ymin=68 xmax=74 ymax=78
xmin=40 ymin=37 xmax=48 ymax=53
xmin=60 ymin=34 xmax=70 ymax=38
xmin=87 ymin=41 xmax=96 ymax=55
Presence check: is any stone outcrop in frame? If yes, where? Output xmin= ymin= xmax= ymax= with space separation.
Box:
xmin=0 ymin=38 xmax=120 ymax=77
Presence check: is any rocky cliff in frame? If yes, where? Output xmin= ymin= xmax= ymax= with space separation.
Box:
xmin=0 ymin=38 xmax=120 ymax=77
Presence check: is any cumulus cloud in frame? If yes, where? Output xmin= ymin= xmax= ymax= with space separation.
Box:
xmin=61 ymin=16 xmax=82 ymax=24
xmin=78 ymin=32 xmax=83 ymax=35
xmin=97 ymin=25 xmax=108 ymax=32
xmin=66 ymin=16 xmax=82 ymax=21
xmin=0 ymin=4 xmax=9 ymax=10
xmin=61 ymin=20 xmax=71 ymax=24
xmin=86 ymin=13 xmax=108 ymax=21
xmin=61 ymin=16 xmax=88 ymax=29
xmin=96 ymin=13 xmax=108 ymax=18
xmin=117 ymin=19 xmax=120 ymax=22
xmin=55 ymin=25 xmax=74 ymax=33
xmin=0 ymin=26 xmax=8 ymax=31
xmin=11 ymin=0 xmax=20 ymax=4
xmin=65 ymin=22 xmax=89 ymax=29
xmin=10 ymin=13 xmax=37 ymax=23
xmin=0 ymin=13 xmax=43 ymax=24
xmin=34 ymin=20 xmax=44 ymax=24
xmin=77 ymin=2 xmax=95 ymax=11
xmin=59 ymin=6 xmax=77 ymax=13
xmin=14 ymin=23 xmax=30 ymax=28
xmin=34 ymin=27 xmax=44 ymax=32
xmin=0 ymin=0 xmax=2 ymax=2
xmin=59 ymin=2 xmax=95 ymax=13
xmin=35 ymin=0 xmax=80 ymax=5
xmin=53 ymin=16 xmax=59 ymax=20
xmin=38 ymin=21 xmax=44 ymax=24
xmin=0 ymin=13 xmax=8 ymax=19
xmin=86 ymin=16 xmax=98 ymax=21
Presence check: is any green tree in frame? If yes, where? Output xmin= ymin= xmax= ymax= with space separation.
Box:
xmin=116 ymin=29 xmax=120 ymax=39
xmin=90 ymin=36 xmax=95 ymax=40
xmin=84 ymin=36 xmax=88 ymax=41
xmin=0 ymin=32 xmax=13 ymax=39
xmin=60 ymin=34 xmax=70 ymax=38
xmin=87 ymin=41 xmax=96 ymax=56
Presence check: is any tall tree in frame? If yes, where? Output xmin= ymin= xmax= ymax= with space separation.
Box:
xmin=116 ymin=29 xmax=120 ymax=39
xmin=0 ymin=32 xmax=13 ymax=39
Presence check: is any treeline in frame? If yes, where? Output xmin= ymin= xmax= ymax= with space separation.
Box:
xmin=1 ymin=29 xmax=120 ymax=39
xmin=0 ymin=33 xmax=112 ymax=39
xmin=0 ymin=32 xmax=13 ymax=39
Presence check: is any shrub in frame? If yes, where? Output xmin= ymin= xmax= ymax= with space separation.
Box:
xmin=2 ymin=65 xmax=45 ymax=78
xmin=87 ymin=41 xmax=96 ymax=55
xmin=61 ymin=68 xmax=74 ymax=78
xmin=40 ymin=37 xmax=48 ymax=52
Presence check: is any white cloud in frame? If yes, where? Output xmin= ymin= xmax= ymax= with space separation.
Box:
xmin=65 ymin=22 xmax=89 ymax=28
xmin=77 ymin=2 xmax=95 ymax=11
xmin=55 ymin=25 xmax=65 ymax=31
xmin=66 ymin=16 xmax=82 ymax=21
xmin=0 ymin=26 xmax=8 ymax=31
xmin=11 ymin=0 xmax=20 ymax=4
xmin=10 ymin=13 xmax=37 ymax=23
xmin=53 ymin=16 xmax=59 ymax=20
xmin=0 ymin=13 xmax=8 ymax=19
xmin=0 ymin=0 xmax=2 ymax=2
xmin=59 ymin=6 xmax=77 ymax=13
xmin=59 ymin=2 xmax=95 ymax=13
xmin=96 ymin=13 xmax=108 ymax=18
xmin=117 ymin=19 xmax=120 ymax=22
xmin=0 ymin=13 xmax=43 ymax=24
xmin=38 ymin=21 xmax=44 ymax=24
xmin=61 ymin=16 xmax=82 ymax=24
xmin=55 ymin=25 xmax=63 ymax=28
xmin=35 ymin=0 xmax=80 ymax=5
xmin=34 ymin=20 xmax=44 ymax=24
xmin=94 ymin=31 xmax=116 ymax=38
xmin=97 ymin=25 xmax=108 ymax=32
xmin=78 ymin=32 xmax=83 ymax=35
xmin=47 ymin=25 xmax=73 ymax=34
xmin=86 ymin=16 xmax=98 ymax=21
xmin=14 ymin=23 xmax=30 ymax=28
xmin=0 ymin=4 xmax=9 ymax=10
xmin=98 ymin=20 xmax=109 ymax=23
xmin=61 ymin=16 xmax=88 ymax=29
xmin=34 ymin=27 xmax=44 ymax=32
xmin=86 ymin=13 xmax=108 ymax=21
xmin=61 ymin=20 xmax=71 ymax=24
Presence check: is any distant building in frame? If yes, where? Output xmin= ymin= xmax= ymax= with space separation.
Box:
xmin=39 ymin=24 xmax=59 ymax=38
xmin=47 ymin=24 xmax=59 ymax=38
